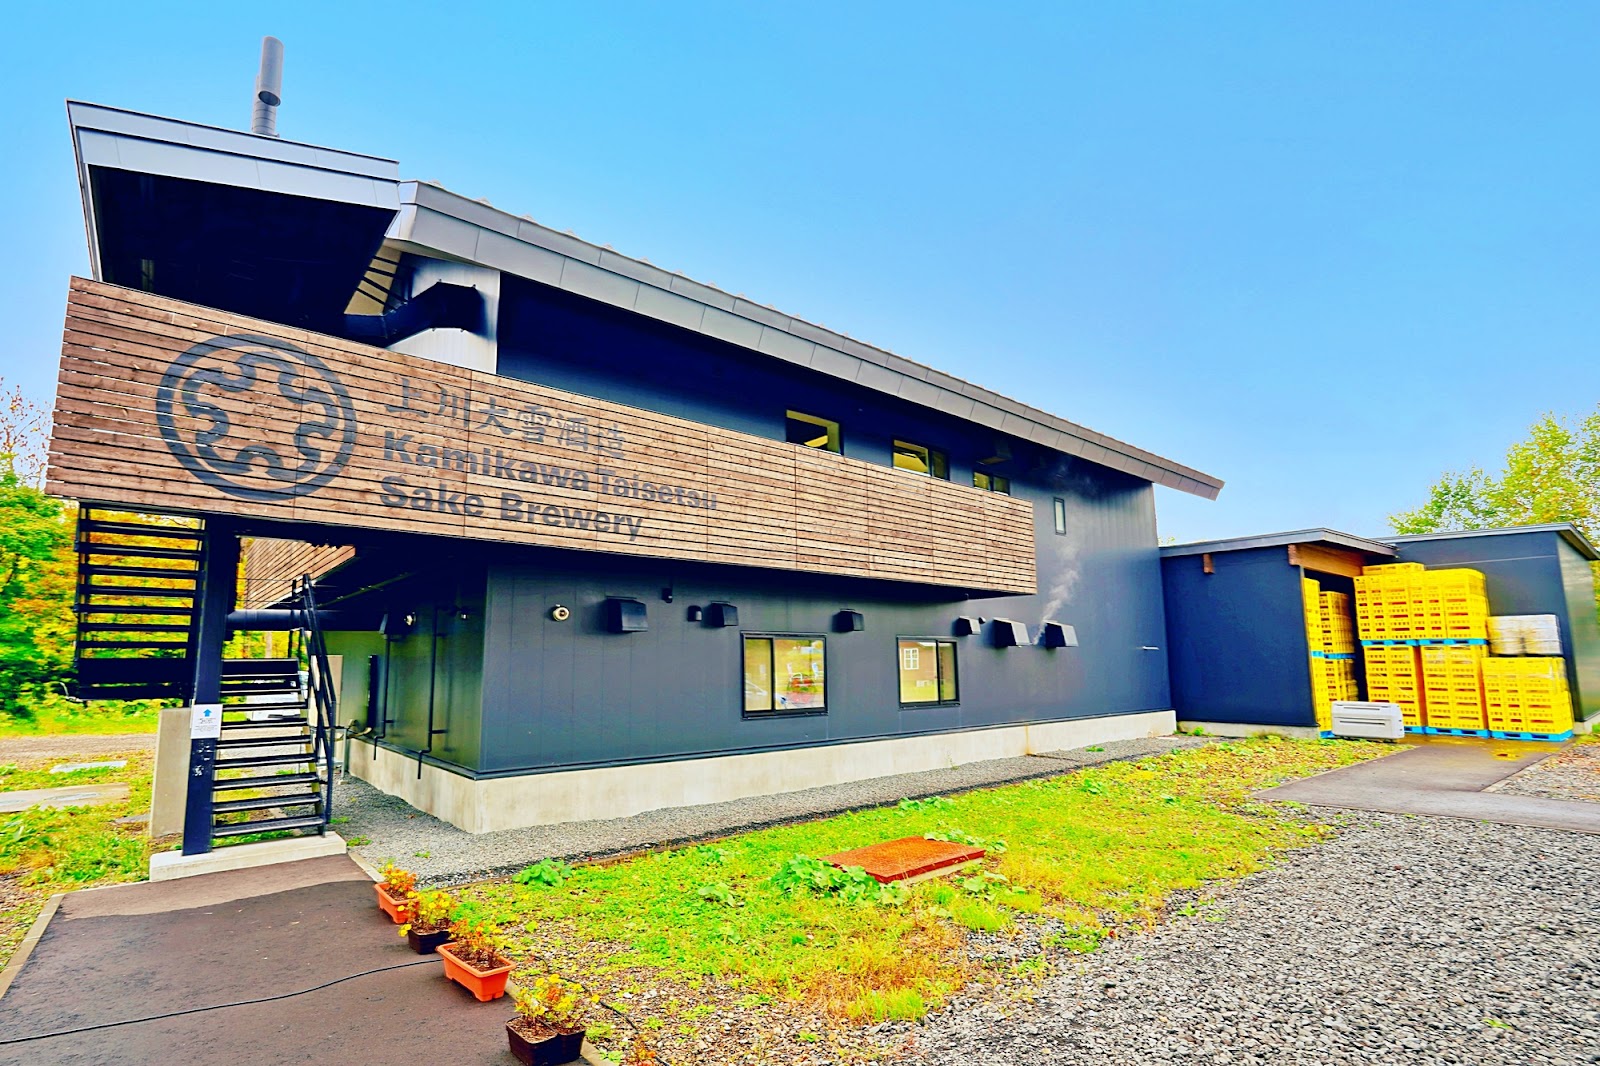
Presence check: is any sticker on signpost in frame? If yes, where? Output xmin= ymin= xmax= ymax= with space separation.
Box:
xmin=190 ymin=703 xmax=223 ymax=740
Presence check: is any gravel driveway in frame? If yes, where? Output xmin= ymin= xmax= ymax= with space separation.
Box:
xmin=0 ymin=733 xmax=154 ymax=761
xmin=1495 ymin=741 xmax=1600 ymax=804
xmin=913 ymin=810 xmax=1600 ymax=1066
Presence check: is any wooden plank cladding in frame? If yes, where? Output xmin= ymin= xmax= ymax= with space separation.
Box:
xmin=47 ymin=278 xmax=1038 ymax=594
xmin=241 ymin=538 xmax=357 ymax=609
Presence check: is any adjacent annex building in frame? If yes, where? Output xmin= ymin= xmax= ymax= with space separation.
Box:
xmin=47 ymin=97 xmax=1223 ymax=842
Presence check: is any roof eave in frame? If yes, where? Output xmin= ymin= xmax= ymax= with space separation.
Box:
xmin=390 ymin=181 xmax=1224 ymax=499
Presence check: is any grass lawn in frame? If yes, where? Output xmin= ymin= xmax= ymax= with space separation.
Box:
xmin=0 ymin=698 xmax=161 ymax=737
xmin=441 ymin=736 xmax=1387 ymax=1064
xmin=0 ymin=748 xmax=160 ymax=968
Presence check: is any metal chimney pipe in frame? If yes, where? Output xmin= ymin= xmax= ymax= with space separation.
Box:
xmin=251 ymin=36 xmax=284 ymax=137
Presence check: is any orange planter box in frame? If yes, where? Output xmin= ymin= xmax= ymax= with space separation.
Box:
xmin=374 ymin=883 xmax=414 ymax=924
xmin=438 ymin=942 xmax=514 ymax=1001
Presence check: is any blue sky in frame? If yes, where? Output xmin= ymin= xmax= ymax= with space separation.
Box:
xmin=4 ymin=2 xmax=1597 ymax=543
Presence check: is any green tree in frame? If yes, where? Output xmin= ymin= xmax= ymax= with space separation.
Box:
xmin=1391 ymin=407 xmax=1600 ymax=618
xmin=0 ymin=456 xmax=76 ymax=712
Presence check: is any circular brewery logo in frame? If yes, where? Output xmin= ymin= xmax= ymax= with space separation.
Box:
xmin=156 ymin=334 xmax=358 ymax=502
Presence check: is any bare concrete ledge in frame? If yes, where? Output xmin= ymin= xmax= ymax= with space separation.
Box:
xmin=148 ymin=833 xmax=347 ymax=882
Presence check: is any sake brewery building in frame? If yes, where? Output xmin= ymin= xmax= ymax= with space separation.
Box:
xmin=47 ymin=96 xmax=1221 ymax=841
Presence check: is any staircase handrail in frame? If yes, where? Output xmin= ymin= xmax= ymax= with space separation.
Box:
xmin=294 ymin=574 xmax=338 ymax=829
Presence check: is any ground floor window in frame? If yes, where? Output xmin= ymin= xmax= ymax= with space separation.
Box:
xmin=898 ymin=638 xmax=958 ymax=705
xmin=743 ymin=635 xmax=827 ymax=716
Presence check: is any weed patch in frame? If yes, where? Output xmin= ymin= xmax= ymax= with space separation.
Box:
xmin=459 ymin=736 xmax=1385 ymax=1064
xmin=0 ymin=747 xmax=156 ymax=967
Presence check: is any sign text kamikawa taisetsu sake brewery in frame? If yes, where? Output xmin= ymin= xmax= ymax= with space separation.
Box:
xmin=159 ymin=337 xmax=719 ymax=541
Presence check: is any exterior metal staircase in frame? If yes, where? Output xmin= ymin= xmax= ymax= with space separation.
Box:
xmin=72 ymin=510 xmax=337 ymax=845
xmin=211 ymin=577 xmax=338 ymax=841
xmin=73 ymin=509 xmax=204 ymax=700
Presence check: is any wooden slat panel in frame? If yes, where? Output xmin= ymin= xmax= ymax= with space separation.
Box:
xmin=240 ymin=539 xmax=357 ymax=609
xmin=47 ymin=278 xmax=1038 ymax=594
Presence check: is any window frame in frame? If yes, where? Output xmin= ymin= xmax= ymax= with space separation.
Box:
xmin=891 ymin=439 xmax=949 ymax=480
xmin=973 ymin=471 xmax=1011 ymax=495
xmin=784 ymin=411 xmax=842 ymax=454
xmin=1052 ymin=497 xmax=1067 ymax=535
xmin=740 ymin=632 xmax=830 ymax=719
xmin=896 ymin=636 xmax=960 ymax=707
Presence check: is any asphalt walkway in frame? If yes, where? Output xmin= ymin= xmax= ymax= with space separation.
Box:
xmin=0 ymin=856 xmax=516 ymax=1066
xmin=1257 ymin=737 xmax=1600 ymax=834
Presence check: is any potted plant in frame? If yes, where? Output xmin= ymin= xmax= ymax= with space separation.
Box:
xmin=506 ymin=974 xmax=592 ymax=1065
xmin=438 ymin=914 xmax=514 ymax=1001
xmin=374 ymin=862 xmax=417 ymax=924
xmin=398 ymin=888 xmax=457 ymax=954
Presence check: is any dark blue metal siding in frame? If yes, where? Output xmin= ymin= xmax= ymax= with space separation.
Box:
xmin=1392 ymin=531 xmax=1563 ymax=613
xmin=1556 ymin=540 xmax=1600 ymax=721
xmin=346 ymin=273 xmax=1173 ymax=776
xmin=471 ymin=467 xmax=1168 ymax=775
xmin=1392 ymin=530 xmax=1599 ymax=723
xmin=331 ymin=569 xmax=486 ymax=769
xmin=1160 ymin=547 xmax=1315 ymax=728
xmin=498 ymin=275 xmax=1035 ymax=492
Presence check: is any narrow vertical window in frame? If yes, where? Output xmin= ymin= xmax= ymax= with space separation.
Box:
xmin=743 ymin=635 xmax=827 ymax=716
xmin=1053 ymin=497 xmax=1067 ymax=535
xmin=898 ymin=638 xmax=959 ymax=705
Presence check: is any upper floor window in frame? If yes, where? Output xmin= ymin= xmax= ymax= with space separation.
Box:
xmin=973 ymin=471 xmax=1011 ymax=495
xmin=785 ymin=411 xmax=841 ymax=453
xmin=892 ymin=440 xmax=949 ymax=480
xmin=743 ymin=634 xmax=827 ymax=716
xmin=1053 ymin=497 xmax=1067 ymax=534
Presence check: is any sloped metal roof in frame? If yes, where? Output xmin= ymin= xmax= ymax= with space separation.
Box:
xmin=390 ymin=181 xmax=1224 ymax=499
xmin=1160 ymin=528 xmax=1398 ymax=558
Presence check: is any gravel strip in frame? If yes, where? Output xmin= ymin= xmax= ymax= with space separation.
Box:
xmin=910 ymin=810 xmax=1600 ymax=1066
xmin=0 ymin=734 xmax=155 ymax=761
xmin=1494 ymin=742 xmax=1600 ymax=804
xmin=332 ymin=734 xmax=1210 ymax=883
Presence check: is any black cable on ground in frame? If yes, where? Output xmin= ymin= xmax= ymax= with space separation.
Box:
xmin=0 ymin=957 xmax=440 ymax=1045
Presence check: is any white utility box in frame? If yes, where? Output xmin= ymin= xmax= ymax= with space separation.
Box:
xmin=1330 ymin=701 xmax=1404 ymax=740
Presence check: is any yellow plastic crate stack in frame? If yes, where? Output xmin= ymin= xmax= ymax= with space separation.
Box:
xmin=1304 ymin=579 xmax=1331 ymax=729
xmin=1419 ymin=644 xmax=1487 ymax=732
xmin=1362 ymin=644 xmax=1426 ymax=729
xmin=1353 ymin=563 xmax=1428 ymax=640
xmin=1417 ymin=569 xmax=1489 ymax=641
xmin=1319 ymin=591 xmax=1356 ymax=653
xmin=1304 ymin=579 xmax=1359 ymax=731
xmin=1481 ymin=658 xmax=1576 ymax=740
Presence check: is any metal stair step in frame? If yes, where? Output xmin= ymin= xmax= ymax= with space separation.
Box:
xmin=79 ymin=519 xmax=204 ymax=540
xmin=212 ymin=771 xmax=321 ymax=791
xmin=77 ymin=585 xmax=198 ymax=599
xmin=214 ymin=751 xmax=318 ymax=770
xmin=76 ymin=604 xmax=196 ymax=617
xmin=212 ymin=813 xmax=326 ymax=838
xmin=216 ymin=734 xmax=312 ymax=751
xmin=211 ymin=792 xmax=323 ymax=815
xmin=221 ymin=715 xmax=308 ymax=729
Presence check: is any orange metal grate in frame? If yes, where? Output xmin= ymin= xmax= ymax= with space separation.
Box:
xmin=821 ymin=836 xmax=986 ymax=884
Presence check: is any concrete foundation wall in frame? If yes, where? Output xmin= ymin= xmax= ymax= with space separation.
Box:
xmin=347 ymin=709 xmax=1176 ymax=833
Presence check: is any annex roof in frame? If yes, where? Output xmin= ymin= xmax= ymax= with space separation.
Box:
xmin=1160 ymin=528 xmax=1398 ymax=559
xmin=1387 ymin=523 xmax=1599 ymax=562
